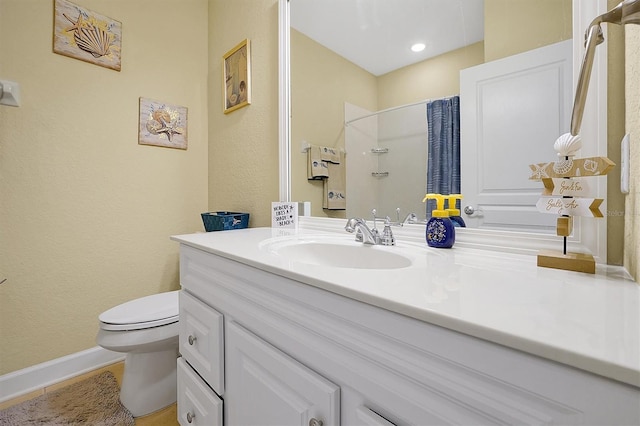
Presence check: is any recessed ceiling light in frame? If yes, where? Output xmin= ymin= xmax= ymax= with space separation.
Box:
xmin=411 ymin=43 xmax=426 ymax=53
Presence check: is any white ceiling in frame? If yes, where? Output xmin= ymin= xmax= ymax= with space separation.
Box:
xmin=291 ymin=0 xmax=485 ymax=76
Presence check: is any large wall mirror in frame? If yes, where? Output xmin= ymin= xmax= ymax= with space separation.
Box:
xmin=279 ymin=0 xmax=608 ymax=262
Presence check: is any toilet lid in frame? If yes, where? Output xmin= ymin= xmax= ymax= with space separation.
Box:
xmin=99 ymin=290 xmax=179 ymax=331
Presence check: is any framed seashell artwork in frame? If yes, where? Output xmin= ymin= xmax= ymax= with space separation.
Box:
xmin=223 ymin=39 xmax=251 ymax=114
xmin=138 ymin=98 xmax=188 ymax=150
xmin=53 ymin=0 xmax=122 ymax=71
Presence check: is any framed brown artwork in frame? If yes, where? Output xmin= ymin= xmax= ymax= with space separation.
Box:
xmin=223 ymin=39 xmax=251 ymax=114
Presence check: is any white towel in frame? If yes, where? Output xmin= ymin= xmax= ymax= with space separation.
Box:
xmin=320 ymin=146 xmax=340 ymax=164
xmin=323 ymin=150 xmax=346 ymax=210
xmin=307 ymin=145 xmax=328 ymax=180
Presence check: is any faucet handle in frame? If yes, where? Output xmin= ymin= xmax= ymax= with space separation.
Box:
xmin=371 ymin=208 xmax=384 ymax=230
xmin=388 ymin=208 xmax=417 ymax=226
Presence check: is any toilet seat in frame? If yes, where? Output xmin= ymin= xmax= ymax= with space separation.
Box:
xmin=99 ymin=291 xmax=179 ymax=331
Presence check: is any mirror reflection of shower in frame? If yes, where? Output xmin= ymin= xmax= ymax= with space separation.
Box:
xmin=345 ymin=101 xmax=431 ymax=221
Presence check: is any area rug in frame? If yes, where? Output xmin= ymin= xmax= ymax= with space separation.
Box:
xmin=0 ymin=371 xmax=134 ymax=425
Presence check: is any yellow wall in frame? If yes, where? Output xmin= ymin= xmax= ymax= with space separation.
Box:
xmin=625 ymin=25 xmax=640 ymax=280
xmin=377 ymin=42 xmax=484 ymax=110
xmin=208 ymin=0 xmax=280 ymax=227
xmin=484 ymin=0 xmax=572 ymax=61
xmin=0 ymin=0 xmax=208 ymax=374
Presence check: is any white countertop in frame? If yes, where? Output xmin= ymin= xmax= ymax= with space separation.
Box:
xmin=171 ymin=225 xmax=639 ymax=388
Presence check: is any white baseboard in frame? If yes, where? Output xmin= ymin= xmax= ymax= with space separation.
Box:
xmin=0 ymin=346 xmax=125 ymax=403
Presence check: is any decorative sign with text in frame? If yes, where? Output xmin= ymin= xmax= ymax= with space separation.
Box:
xmin=541 ymin=178 xmax=590 ymax=197
xmin=535 ymin=197 xmax=604 ymax=217
xmin=271 ymin=202 xmax=298 ymax=229
xmin=528 ymin=133 xmax=615 ymax=274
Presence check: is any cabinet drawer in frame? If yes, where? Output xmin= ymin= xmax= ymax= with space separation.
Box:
xmin=179 ymin=290 xmax=224 ymax=395
xmin=177 ymin=358 xmax=223 ymax=426
xmin=356 ymin=406 xmax=397 ymax=426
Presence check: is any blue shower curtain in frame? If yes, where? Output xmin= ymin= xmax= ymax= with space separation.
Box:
xmin=426 ymin=96 xmax=461 ymax=216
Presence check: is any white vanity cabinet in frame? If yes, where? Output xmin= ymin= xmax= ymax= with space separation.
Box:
xmin=177 ymin=243 xmax=640 ymax=426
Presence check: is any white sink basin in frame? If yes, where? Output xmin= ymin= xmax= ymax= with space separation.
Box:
xmin=261 ymin=236 xmax=414 ymax=269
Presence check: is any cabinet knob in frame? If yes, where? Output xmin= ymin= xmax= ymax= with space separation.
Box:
xmin=309 ymin=418 xmax=323 ymax=426
xmin=186 ymin=411 xmax=195 ymax=423
xmin=188 ymin=335 xmax=197 ymax=345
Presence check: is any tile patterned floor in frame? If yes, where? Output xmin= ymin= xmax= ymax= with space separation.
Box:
xmin=0 ymin=362 xmax=179 ymax=426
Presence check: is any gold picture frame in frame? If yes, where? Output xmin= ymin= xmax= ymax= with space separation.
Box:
xmin=223 ymin=39 xmax=251 ymax=114
xmin=53 ymin=0 xmax=122 ymax=71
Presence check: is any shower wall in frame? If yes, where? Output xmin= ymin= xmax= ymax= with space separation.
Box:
xmin=378 ymin=104 xmax=429 ymax=220
xmin=345 ymin=103 xmax=380 ymax=219
xmin=345 ymin=102 xmax=428 ymax=221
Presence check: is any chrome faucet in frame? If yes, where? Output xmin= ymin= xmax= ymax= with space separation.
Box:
xmin=345 ymin=215 xmax=396 ymax=246
xmin=344 ymin=217 xmax=379 ymax=245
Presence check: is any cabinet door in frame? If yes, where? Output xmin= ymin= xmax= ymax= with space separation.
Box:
xmin=177 ymin=358 xmax=223 ymax=426
xmin=179 ymin=290 xmax=224 ymax=395
xmin=226 ymin=320 xmax=340 ymax=426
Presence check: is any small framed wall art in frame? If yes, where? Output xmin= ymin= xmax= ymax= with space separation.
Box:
xmin=138 ymin=98 xmax=188 ymax=150
xmin=53 ymin=0 xmax=122 ymax=71
xmin=223 ymin=39 xmax=251 ymax=114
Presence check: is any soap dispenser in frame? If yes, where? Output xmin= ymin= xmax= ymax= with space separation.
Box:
xmin=444 ymin=194 xmax=466 ymax=227
xmin=422 ymin=194 xmax=455 ymax=248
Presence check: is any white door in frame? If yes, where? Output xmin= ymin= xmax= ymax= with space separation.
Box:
xmin=225 ymin=320 xmax=340 ymax=426
xmin=460 ymin=40 xmax=572 ymax=232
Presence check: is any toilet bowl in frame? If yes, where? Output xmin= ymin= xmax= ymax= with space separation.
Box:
xmin=96 ymin=290 xmax=179 ymax=417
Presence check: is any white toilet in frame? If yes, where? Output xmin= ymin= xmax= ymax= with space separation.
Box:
xmin=96 ymin=290 xmax=180 ymax=417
